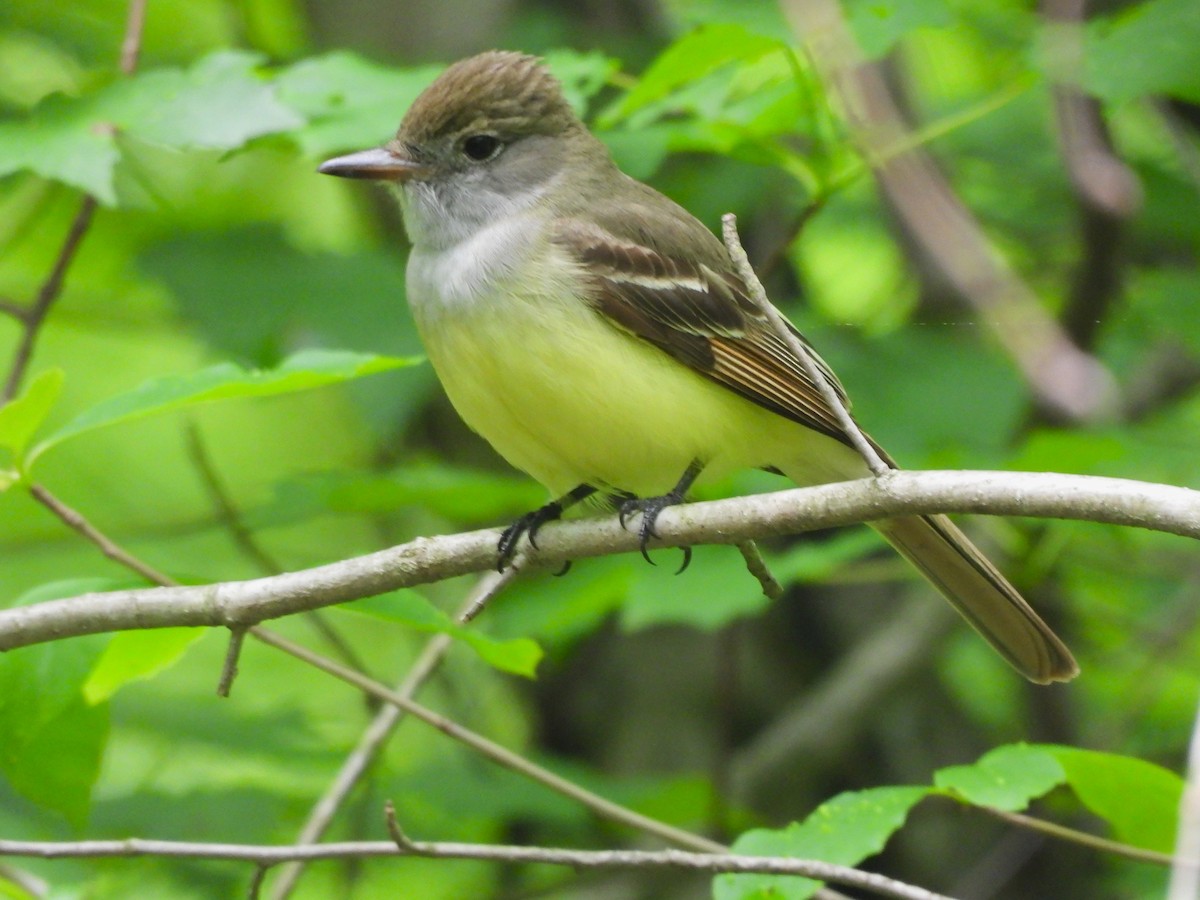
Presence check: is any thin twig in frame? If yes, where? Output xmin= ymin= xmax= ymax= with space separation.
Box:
xmin=119 ymin=0 xmax=147 ymax=75
xmin=7 ymin=469 xmax=1197 ymax=652
xmin=0 ymin=298 xmax=29 ymax=321
xmin=216 ymin=627 xmax=248 ymax=698
xmin=723 ymin=213 xmax=891 ymax=477
xmin=0 ymin=833 xmax=951 ymax=900
xmin=248 ymin=625 xmax=725 ymax=855
xmin=0 ymin=862 xmax=47 ymax=898
xmin=461 ymin=561 xmax=521 ymax=622
xmin=29 ymin=483 xmax=175 ymax=586
xmin=267 ymin=570 xmax=516 ymax=899
xmin=2 ymin=198 xmax=98 ymax=403
xmin=380 ymin=801 xmax=947 ymax=900
xmin=1168 ymin=697 xmax=1200 ymax=897
xmin=977 ymin=805 xmax=1174 ymax=868
xmin=185 ymin=421 xmax=285 ymax=576
xmin=736 ymin=540 xmax=783 ymax=600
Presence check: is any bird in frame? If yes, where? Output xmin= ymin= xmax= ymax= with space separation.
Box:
xmin=318 ymin=50 xmax=1078 ymax=683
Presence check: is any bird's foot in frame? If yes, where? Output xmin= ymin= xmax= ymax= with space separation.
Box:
xmin=497 ymin=484 xmax=597 ymax=571
xmin=618 ymin=491 xmax=693 ymax=574
xmin=497 ymin=502 xmax=564 ymax=570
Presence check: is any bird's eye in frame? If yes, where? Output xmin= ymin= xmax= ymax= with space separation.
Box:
xmin=461 ymin=134 xmax=502 ymax=162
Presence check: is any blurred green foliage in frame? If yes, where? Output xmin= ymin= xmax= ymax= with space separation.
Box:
xmin=1 ymin=0 xmax=1199 ymax=897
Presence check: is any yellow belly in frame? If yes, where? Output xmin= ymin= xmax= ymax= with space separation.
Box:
xmin=412 ymin=280 xmax=860 ymax=499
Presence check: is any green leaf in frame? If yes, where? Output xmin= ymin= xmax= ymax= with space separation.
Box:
xmin=341 ymin=592 xmax=543 ymax=678
xmin=2 ymin=693 xmax=108 ymax=829
xmin=606 ymin=24 xmax=783 ymax=122
xmin=1048 ymin=746 xmax=1183 ymax=853
xmin=541 ymin=50 xmax=621 ymax=115
xmin=716 ymin=786 xmax=929 ymax=899
xmin=83 ymin=627 xmax=205 ymax=704
xmin=1084 ymin=0 xmax=1200 ymax=104
xmin=280 ymin=50 xmax=617 ymax=159
xmin=670 ymin=0 xmax=793 ymax=41
xmin=845 ymin=0 xmax=954 ymax=59
xmin=28 ymin=350 xmax=418 ymax=466
xmin=0 ymin=579 xmax=116 ymax=826
xmin=934 ymin=743 xmax=1066 ymax=811
xmin=0 ymin=368 xmax=64 ymax=483
xmin=275 ymin=52 xmax=443 ymax=157
xmin=0 ymin=50 xmax=303 ymax=204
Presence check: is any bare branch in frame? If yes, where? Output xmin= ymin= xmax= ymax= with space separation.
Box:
xmin=216 ymin=626 xmax=248 ymax=697
xmin=2 ymin=198 xmax=98 ymax=403
xmin=975 ymin=805 xmax=1173 ymax=869
xmin=0 ymin=299 xmax=29 ymax=322
xmin=119 ymin=0 xmax=147 ymax=75
xmin=0 ymin=834 xmax=952 ymax=900
xmin=185 ymin=421 xmax=285 ymax=576
xmin=0 ymin=862 xmax=47 ymax=898
xmin=3 ymin=470 xmax=1197 ymax=652
xmin=736 ymin=540 xmax=783 ymax=600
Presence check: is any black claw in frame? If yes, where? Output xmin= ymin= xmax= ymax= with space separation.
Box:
xmin=497 ymin=485 xmax=599 ymax=571
xmin=619 ymin=493 xmax=683 ymax=567
xmin=497 ymin=503 xmax=561 ymax=570
xmin=674 ymin=546 xmax=693 ymax=574
xmin=552 ymin=560 xmax=573 ymax=577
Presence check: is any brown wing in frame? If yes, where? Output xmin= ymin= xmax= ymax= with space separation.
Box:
xmin=554 ymin=218 xmax=856 ymax=447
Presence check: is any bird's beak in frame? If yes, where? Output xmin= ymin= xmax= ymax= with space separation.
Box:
xmin=317 ymin=147 xmax=429 ymax=182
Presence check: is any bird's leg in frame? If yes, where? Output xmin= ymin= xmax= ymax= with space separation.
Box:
xmin=618 ymin=459 xmax=704 ymax=572
xmin=497 ymin=484 xmax=597 ymax=570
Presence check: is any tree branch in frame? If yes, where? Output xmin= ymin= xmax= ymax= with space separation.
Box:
xmin=2 ymin=470 xmax=1198 ymax=652
xmin=976 ymin=805 xmax=1173 ymax=868
xmin=2 ymin=198 xmax=98 ymax=403
xmin=0 ymin=834 xmax=952 ymax=900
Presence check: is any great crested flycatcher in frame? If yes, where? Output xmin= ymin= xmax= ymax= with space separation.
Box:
xmin=319 ymin=51 xmax=1077 ymax=683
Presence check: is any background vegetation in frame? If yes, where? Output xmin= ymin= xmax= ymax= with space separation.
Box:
xmin=1 ymin=0 xmax=1199 ymax=897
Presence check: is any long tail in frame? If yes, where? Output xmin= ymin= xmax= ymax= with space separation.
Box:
xmin=872 ymin=514 xmax=1078 ymax=683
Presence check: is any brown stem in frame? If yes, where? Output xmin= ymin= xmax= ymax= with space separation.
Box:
xmin=29 ymin=483 xmax=175 ymax=586
xmin=2 ymin=197 xmax=97 ymax=403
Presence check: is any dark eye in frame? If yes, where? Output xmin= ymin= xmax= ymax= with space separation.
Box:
xmin=461 ymin=134 xmax=502 ymax=162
